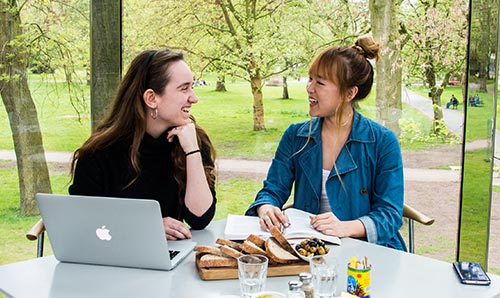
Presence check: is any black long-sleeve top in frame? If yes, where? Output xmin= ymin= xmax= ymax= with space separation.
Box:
xmin=69 ymin=132 xmax=216 ymax=230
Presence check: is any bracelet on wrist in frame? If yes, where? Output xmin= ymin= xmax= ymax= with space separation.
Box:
xmin=185 ymin=149 xmax=201 ymax=156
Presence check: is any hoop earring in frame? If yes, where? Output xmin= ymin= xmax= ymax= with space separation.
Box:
xmin=150 ymin=108 xmax=158 ymax=120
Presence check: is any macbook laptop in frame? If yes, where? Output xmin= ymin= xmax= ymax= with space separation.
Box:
xmin=35 ymin=193 xmax=196 ymax=271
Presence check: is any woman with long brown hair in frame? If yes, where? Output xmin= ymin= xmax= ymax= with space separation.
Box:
xmin=246 ymin=36 xmax=406 ymax=251
xmin=69 ymin=49 xmax=216 ymax=240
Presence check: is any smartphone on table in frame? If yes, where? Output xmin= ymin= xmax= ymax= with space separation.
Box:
xmin=453 ymin=261 xmax=491 ymax=285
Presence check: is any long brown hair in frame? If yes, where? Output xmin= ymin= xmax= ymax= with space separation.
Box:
xmin=70 ymin=49 xmax=216 ymax=203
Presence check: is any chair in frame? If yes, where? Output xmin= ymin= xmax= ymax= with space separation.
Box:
xmin=26 ymin=219 xmax=45 ymax=257
xmin=403 ymin=204 xmax=434 ymax=253
xmin=281 ymin=202 xmax=434 ymax=254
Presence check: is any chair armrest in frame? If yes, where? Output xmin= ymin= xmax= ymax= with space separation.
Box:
xmin=26 ymin=219 xmax=45 ymax=241
xmin=403 ymin=204 xmax=434 ymax=226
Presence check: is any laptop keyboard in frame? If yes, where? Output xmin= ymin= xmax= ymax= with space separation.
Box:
xmin=169 ymin=249 xmax=180 ymax=260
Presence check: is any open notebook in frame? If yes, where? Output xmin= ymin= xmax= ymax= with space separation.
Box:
xmin=224 ymin=208 xmax=341 ymax=245
xmin=36 ymin=193 xmax=196 ymax=271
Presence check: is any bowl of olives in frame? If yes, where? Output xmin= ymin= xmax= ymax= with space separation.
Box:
xmin=292 ymin=237 xmax=331 ymax=261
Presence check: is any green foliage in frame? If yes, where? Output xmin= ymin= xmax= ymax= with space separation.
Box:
xmin=399 ymin=117 xmax=460 ymax=147
xmin=401 ymin=0 xmax=468 ymax=85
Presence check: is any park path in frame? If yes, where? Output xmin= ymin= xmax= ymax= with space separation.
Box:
xmin=404 ymin=88 xmax=498 ymax=152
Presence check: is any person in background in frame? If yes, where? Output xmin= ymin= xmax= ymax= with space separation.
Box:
xmin=246 ymin=35 xmax=406 ymax=251
xmin=69 ymin=49 xmax=217 ymax=240
xmin=451 ymin=95 xmax=459 ymax=109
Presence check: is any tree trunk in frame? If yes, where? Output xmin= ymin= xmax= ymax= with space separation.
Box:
xmin=0 ymin=1 xmax=52 ymax=215
xmin=90 ymin=0 xmax=122 ymax=130
xmin=477 ymin=0 xmax=491 ymax=92
xmin=369 ymin=0 xmax=403 ymax=137
xmin=282 ymin=76 xmax=289 ymax=99
xmin=216 ymin=74 xmax=227 ymax=92
xmin=250 ymin=76 xmax=265 ymax=131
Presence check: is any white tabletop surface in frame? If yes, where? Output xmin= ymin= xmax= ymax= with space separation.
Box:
xmin=1 ymin=219 xmax=500 ymax=298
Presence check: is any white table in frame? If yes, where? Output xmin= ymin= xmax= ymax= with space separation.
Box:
xmin=1 ymin=220 xmax=500 ymax=298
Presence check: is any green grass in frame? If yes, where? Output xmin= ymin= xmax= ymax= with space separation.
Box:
xmin=214 ymin=178 xmax=263 ymax=220
xmin=458 ymin=149 xmax=492 ymax=267
xmin=0 ymin=162 xmax=55 ymax=264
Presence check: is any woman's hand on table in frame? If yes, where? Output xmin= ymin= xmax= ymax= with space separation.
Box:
xmin=163 ymin=217 xmax=192 ymax=240
xmin=256 ymin=204 xmax=290 ymax=232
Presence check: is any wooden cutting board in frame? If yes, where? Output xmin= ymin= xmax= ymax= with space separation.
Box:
xmin=195 ymin=253 xmax=309 ymax=280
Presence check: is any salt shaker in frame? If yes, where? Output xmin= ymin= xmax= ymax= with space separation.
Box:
xmin=288 ymin=280 xmax=305 ymax=298
xmin=298 ymin=272 xmax=314 ymax=298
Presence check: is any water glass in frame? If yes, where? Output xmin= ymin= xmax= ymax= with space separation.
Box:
xmin=238 ymin=254 xmax=268 ymax=298
xmin=309 ymin=255 xmax=338 ymax=298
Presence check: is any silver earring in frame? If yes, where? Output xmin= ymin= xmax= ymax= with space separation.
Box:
xmin=151 ymin=108 xmax=158 ymax=119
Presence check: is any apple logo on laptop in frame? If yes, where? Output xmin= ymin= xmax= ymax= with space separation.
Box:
xmin=95 ymin=225 xmax=112 ymax=241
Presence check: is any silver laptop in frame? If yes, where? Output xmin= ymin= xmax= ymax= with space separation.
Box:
xmin=36 ymin=193 xmax=196 ymax=271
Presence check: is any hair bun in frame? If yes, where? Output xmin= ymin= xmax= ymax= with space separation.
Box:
xmin=353 ymin=35 xmax=380 ymax=61
xmin=351 ymin=45 xmax=365 ymax=56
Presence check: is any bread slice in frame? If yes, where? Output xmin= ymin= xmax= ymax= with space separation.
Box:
xmin=269 ymin=225 xmax=295 ymax=255
xmin=198 ymin=253 xmax=238 ymax=268
xmin=215 ymin=238 xmax=241 ymax=250
xmin=246 ymin=234 xmax=266 ymax=249
xmin=194 ymin=245 xmax=226 ymax=257
xmin=265 ymin=237 xmax=301 ymax=264
xmin=240 ymin=240 xmax=267 ymax=256
xmin=220 ymin=245 xmax=245 ymax=259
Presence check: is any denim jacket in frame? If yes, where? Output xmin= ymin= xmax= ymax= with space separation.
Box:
xmin=246 ymin=111 xmax=406 ymax=251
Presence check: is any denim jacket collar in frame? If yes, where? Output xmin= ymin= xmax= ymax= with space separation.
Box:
xmin=296 ymin=110 xmax=376 ymax=145
xmin=295 ymin=110 xmax=376 ymax=179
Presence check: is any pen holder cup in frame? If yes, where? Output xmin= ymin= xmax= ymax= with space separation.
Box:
xmin=346 ymin=263 xmax=371 ymax=298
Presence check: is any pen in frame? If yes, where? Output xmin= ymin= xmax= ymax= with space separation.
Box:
xmin=281 ymin=210 xmax=290 ymax=232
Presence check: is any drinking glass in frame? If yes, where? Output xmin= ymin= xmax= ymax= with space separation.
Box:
xmin=238 ymin=254 xmax=268 ymax=298
xmin=309 ymin=255 xmax=338 ymax=298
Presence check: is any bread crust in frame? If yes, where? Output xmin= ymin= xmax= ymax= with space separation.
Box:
xmin=215 ymin=238 xmax=241 ymax=250
xmin=269 ymin=225 xmax=296 ymax=255
xmin=194 ymin=245 xmax=225 ymax=257
xmin=246 ymin=234 xmax=266 ymax=249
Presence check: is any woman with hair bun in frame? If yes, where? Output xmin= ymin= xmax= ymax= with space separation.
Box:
xmin=246 ymin=35 xmax=406 ymax=251
xmin=69 ymin=49 xmax=217 ymax=240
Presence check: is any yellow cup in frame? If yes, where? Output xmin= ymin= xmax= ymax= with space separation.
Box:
xmin=346 ymin=264 xmax=371 ymax=298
